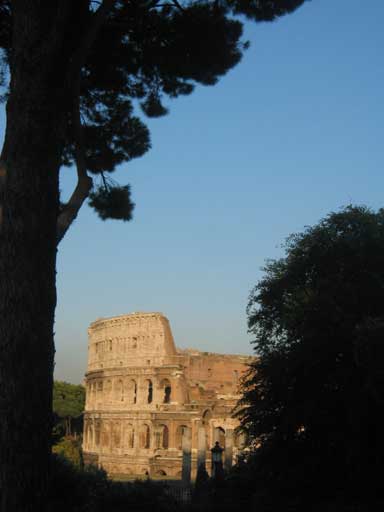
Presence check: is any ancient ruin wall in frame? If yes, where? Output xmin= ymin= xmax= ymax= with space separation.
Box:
xmin=83 ymin=312 xmax=251 ymax=478
xmin=87 ymin=312 xmax=179 ymax=371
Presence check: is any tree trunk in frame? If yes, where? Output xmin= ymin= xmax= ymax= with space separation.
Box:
xmin=0 ymin=4 xmax=68 ymax=511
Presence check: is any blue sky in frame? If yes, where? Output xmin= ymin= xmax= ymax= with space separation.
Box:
xmin=2 ymin=0 xmax=384 ymax=383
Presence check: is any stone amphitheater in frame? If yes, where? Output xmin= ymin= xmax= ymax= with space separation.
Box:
xmin=82 ymin=312 xmax=251 ymax=479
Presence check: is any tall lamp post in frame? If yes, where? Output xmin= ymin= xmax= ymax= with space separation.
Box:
xmin=211 ymin=441 xmax=224 ymax=480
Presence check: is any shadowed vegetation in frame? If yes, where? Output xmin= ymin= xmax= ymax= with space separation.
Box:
xmin=233 ymin=206 xmax=384 ymax=511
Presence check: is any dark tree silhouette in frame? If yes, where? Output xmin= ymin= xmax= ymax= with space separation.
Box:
xmin=237 ymin=206 xmax=384 ymax=511
xmin=0 ymin=1 xmax=306 ymax=510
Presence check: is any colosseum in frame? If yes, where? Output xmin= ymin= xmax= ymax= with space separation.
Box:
xmin=83 ymin=312 xmax=251 ymax=479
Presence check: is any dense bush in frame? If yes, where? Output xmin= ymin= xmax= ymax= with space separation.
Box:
xmin=52 ymin=437 xmax=84 ymax=468
xmin=48 ymin=455 xmax=179 ymax=512
xmin=48 ymin=455 xmax=107 ymax=512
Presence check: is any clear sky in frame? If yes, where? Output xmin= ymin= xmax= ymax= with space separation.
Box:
xmin=2 ymin=0 xmax=383 ymax=383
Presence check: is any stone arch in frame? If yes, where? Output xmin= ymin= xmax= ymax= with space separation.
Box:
xmin=158 ymin=424 xmax=169 ymax=449
xmin=129 ymin=379 xmax=137 ymax=404
xmin=214 ymin=426 xmax=225 ymax=448
xmin=146 ymin=379 xmax=153 ymax=404
xmin=175 ymin=424 xmax=188 ymax=450
xmin=202 ymin=409 xmax=212 ymax=444
xmin=140 ymin=424 xmax=151 ymax=449
xmin=160 ymin=379 xmax=171 ymax=403
xmin=202 ymin=409 xmax=212 ymax=425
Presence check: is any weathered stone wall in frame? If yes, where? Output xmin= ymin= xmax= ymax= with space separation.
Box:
xmin=87 ymin=312 xmax=180 ymax=371
xmin=83 ymin=312 xmax=251 ymax=478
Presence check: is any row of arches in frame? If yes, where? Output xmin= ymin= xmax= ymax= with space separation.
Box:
xmin=156 ymin=424 xmax=188 ymax=450
xmin=84 ymin=420 xmax=189 ymax=452
xmin=86 ymin=377 xmax=172 ymax=406
xmin=84 ymin=417 xmax=247 ymax=453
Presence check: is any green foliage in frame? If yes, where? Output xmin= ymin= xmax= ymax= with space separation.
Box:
xmin=89 ymin=184 xmax=134 ymax=221
xmin=53 ymin=381 xmax=85 ymax=419
xmin=236 ymin=205 xmax=384 ymax=511
xmin=53 ymin=381 xmax=85 ymax=438
xmin=0 ymin=1 xmax=307 ymax=222
xmin=52 ymin=437 xmax=84 ymax=469
xmin=228 ymin=0 xmax=306 ymax=21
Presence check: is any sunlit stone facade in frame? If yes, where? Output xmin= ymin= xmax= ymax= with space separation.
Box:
xmin=83 ymin=312 xmax=250 ymax=478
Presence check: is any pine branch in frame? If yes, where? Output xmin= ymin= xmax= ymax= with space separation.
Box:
xmin=56 ymin=95 xmax=92 ymax=243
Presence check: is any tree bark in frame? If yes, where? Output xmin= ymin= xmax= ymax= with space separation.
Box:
xmin=0 ymin=3 xmax=68 ymax=511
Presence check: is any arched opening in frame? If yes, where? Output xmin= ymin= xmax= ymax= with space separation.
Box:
xmin=130 ymin=380 xmax=137 ymax=404
xmin=176 ymin=425 xmax=188 ymax=450
xmin=214 ymin=427 xmax=225 ymax=448
xmin=147 ymin=380 xmax=153 ymax=404
xmin=207 ymin=368 xmax=212 ymax=377
xmin=160 ymin=379 xmax=172 ymax=403
xmin=115 ymin=379 xmax=124 ymax=401
xmin=164 ymin=386 xmax=171 ymax=403
xmin=161 ymin=425 xmax=169 ymax=449
xmin=201 ymin=410 xmax=212 ymax=446
xmin=202 ymin=410 xmax=212 ymax=426
xmin=155 ymin=469 xmax=167 ymax=477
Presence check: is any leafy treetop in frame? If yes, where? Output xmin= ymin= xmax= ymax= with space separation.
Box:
xmin=239 ymin=206 xmax=384 ymax=440
xmin=236 ymin=206 xmax=384 ymax=509
xmin=0 ymin=0 xmax=307 ymax=241
xmin=53 ymin=380 xmax=85 ymax=419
